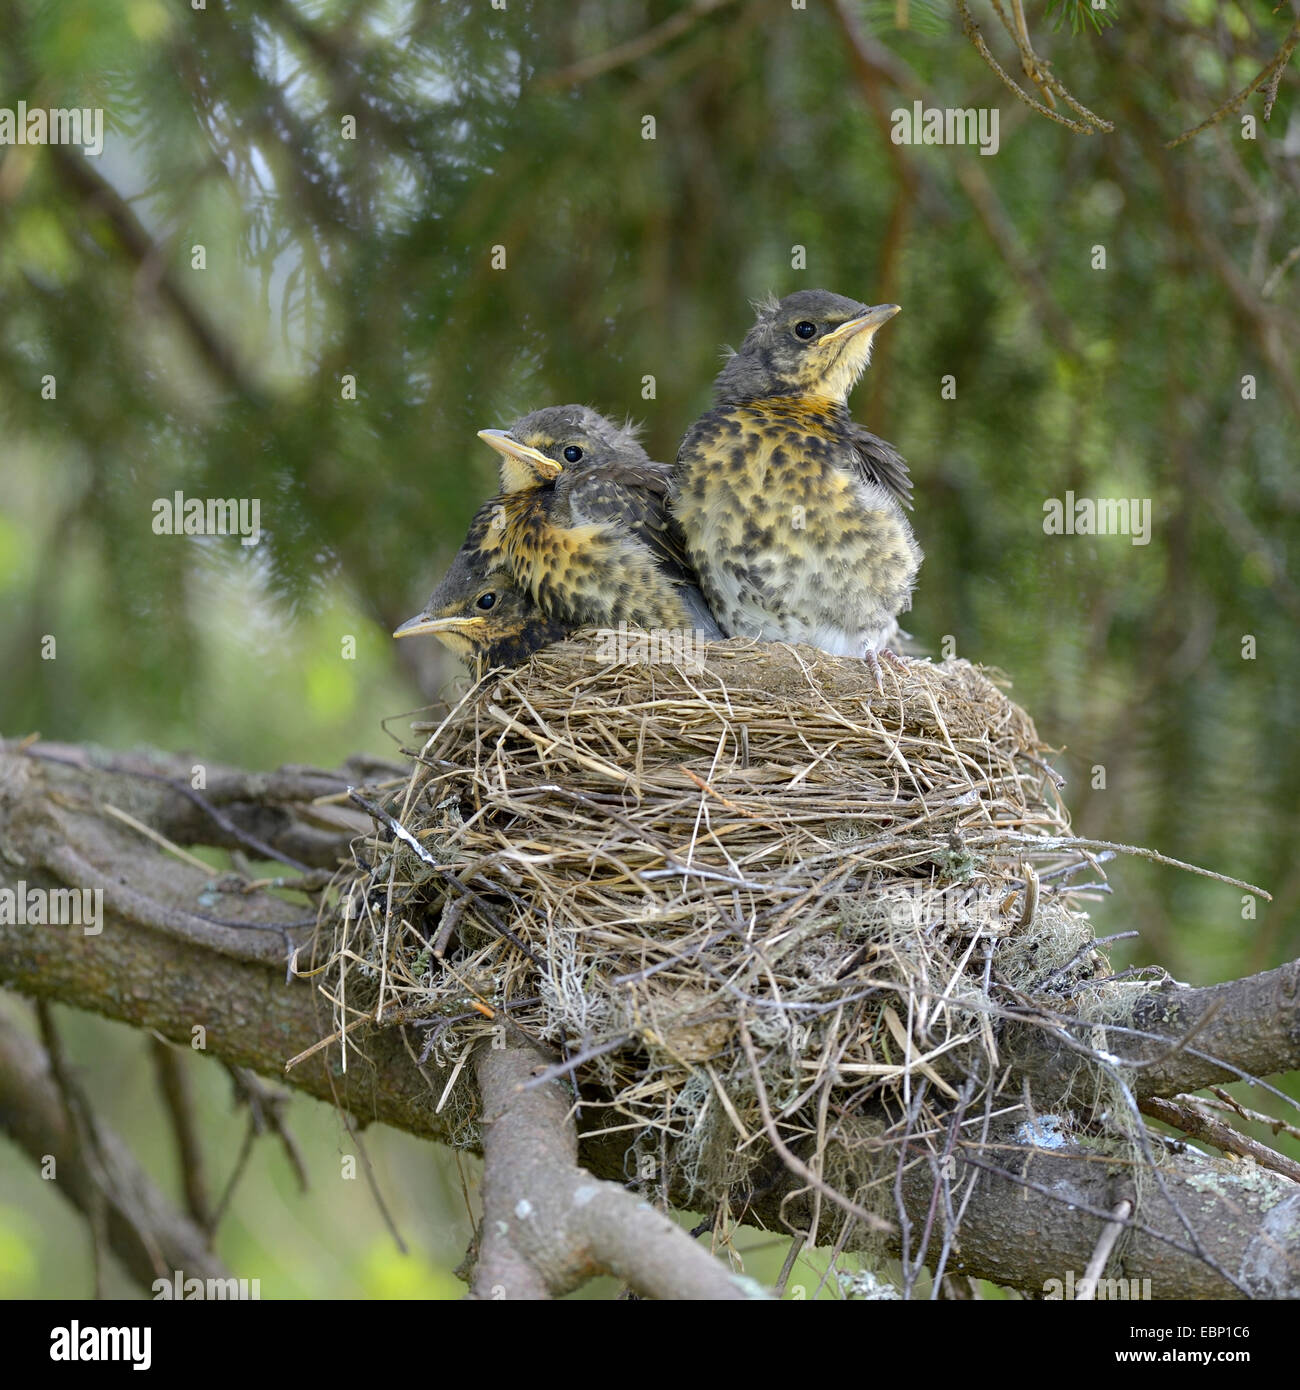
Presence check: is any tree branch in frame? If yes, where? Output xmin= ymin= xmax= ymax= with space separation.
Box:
xmin=0 ymin=1011 xmax=229 ymax=1293
xmin=472 ymin=1039 xmax=759 ymax=1299
xmin=1165 ymin=18 xmax=1300 ymax=147
xmin=2 ymin=737 xmax=1297 ymax=1298
xmin=150 ymin=1036 xmax=215 ymax=1233
xmin=825 ymin=0 xmax=1083 ymax=356
xmin=1004 ymin=959 xmax=1300 ymax=1104
xmin=46 ymin=147 xmax=268 ymax=407
xmin=537 ymin=0 xmax=739 ymax=90
xmin=1140 ymin=1095 xmax=1300 ymax=1183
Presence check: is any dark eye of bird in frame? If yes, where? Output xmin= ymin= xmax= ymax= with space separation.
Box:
xmin=794 ymin=320 xmax=818 ymax=340
xmin=562 ymin=444 xmax=583 ymax=463
xmin=476 ymin=592 xmax=497 ymax=611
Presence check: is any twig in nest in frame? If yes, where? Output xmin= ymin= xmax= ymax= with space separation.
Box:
xmin=432 ymin=892 xmax=470 ymax=958
xmin=920 ymin=1081 xmax=978 ymax=1296
xmin=738 ymin=1019 xmax=892 ymax=1234
xmin=1028 ymin=835 xmax=1270 ymax=898
xmin=1036 ymin=929 xmax=1138 ymax=991
xmin=347 ymin=788 xmax=543 ymax=965
xmin=520 ymin=1035 xmax=630 ymax=1091
xmin=1076 ymin=1195 xmax=1134 ymax=1300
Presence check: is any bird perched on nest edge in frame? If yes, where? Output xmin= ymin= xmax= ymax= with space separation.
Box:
xmin=672 ymin=289 xmax=922 ymax=677
xmin=475 ymin=405 xmax=722 ymax=637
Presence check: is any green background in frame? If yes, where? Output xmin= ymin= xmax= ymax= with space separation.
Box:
xmin=1 ymin=0 xmax=1296 ymax=1298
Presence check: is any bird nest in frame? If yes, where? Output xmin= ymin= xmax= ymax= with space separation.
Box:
xmin=314 ymin=638 xmax=1153 ymax=1224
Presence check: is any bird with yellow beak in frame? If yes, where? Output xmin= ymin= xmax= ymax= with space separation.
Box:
xmin=393 ymin=501 xmax=572 ymax=669
xmin=476 ymin=405 xmax=722 ymax=637
xmin=673 ymin=290 xmax=922 ymax=672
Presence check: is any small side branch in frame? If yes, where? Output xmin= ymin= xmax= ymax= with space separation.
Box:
xmin=1166 ymin=19 xmax=1300 ymax=148
xmin=471 ymin=1038 xmax=762 ymax=1300
xmin=956 ymin=0 xmax=1113 ymax=135
xmin=0 ymin=1013 xmax=228 ymax=1294
xmin=537 ymin=0 xmax=737 ymax=90
xmin=1141 ymin=1095 xmax=1300 ymax=1184
xmin=150 ymin=1038 xmax=215 ymax=1233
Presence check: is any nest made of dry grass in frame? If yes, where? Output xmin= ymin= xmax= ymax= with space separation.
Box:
xmin=313 ymin=637 xmax=1155 ymax=1221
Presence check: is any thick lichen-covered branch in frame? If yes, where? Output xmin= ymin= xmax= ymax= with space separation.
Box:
xmin=1 ymin=735 xmax=1297 ymax=1297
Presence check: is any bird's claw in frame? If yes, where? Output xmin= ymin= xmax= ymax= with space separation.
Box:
xmin=865 ymin=648 xmax=884 ymax=692
xmin=865 ymin=646 xmax=907 ymax=691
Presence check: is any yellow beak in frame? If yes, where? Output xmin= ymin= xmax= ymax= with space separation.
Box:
xmin=392 ymin=613 xmax=471 ymax=640
xmin=477 ymin=428 xmax=562 ymax=490
xmin=819 ymin=303 xmax=900 ymax=345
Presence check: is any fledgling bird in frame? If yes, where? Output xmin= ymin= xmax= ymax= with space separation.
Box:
xmin=673 ymin=289 xmax=922 ymax=670
xmin=476 ymin=405 xmax=722 ymax=637
xmin=393 ymin=507 xmax=572 ymax=669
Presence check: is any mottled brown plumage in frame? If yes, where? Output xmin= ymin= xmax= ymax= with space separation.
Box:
xmin=673 ymin=290 xmax=922 ymax=662
xmin=477 ymin=405 xmax=722 ymax=635
xmin=393 ymin=507 xmax=571 ymax=668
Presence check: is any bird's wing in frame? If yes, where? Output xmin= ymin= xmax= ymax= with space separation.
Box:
xmin=844 ymin=423 xmax=914 ymax=511
xmin=676 ymin=582 xmax=725 ymax=639
xmin=567 ymin=462 xmax=695 ymax=580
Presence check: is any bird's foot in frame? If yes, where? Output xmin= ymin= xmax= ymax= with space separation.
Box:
xmin=865 ymin=646 xmax=907 ymax=691
xmin=865 ymin=648 xmax=884 ymax=692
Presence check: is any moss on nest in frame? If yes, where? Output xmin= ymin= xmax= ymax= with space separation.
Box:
xmin=313 ymin=637 xmax=1157 ymax=1215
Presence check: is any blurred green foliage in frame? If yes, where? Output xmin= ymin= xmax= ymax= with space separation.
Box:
xmin=0 ymin=0 xmax=1296 ymax=1298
